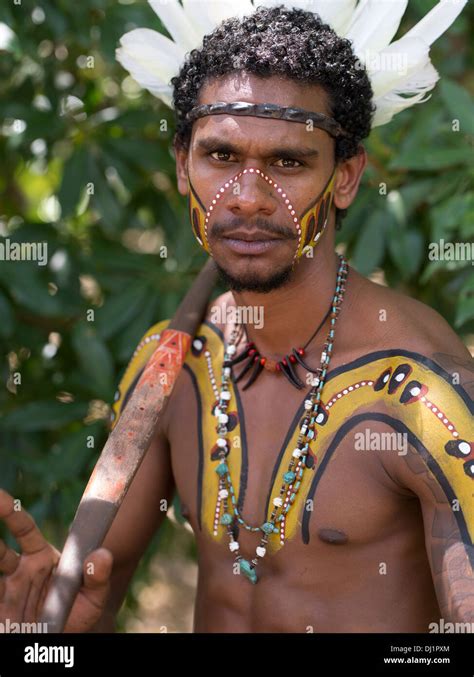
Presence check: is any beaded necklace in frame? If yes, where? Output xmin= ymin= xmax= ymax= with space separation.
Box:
xmin=213 ymin=254 xmax=349 ymax=583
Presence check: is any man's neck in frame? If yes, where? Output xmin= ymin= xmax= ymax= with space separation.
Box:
xmin=230 ymin=244 xmax=340 ymax=358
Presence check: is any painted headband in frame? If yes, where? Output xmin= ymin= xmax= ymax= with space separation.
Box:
xmin=188 ymin=164 xmax=337 ymax=262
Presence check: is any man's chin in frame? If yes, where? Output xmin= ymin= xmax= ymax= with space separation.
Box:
xmin=213 ymin=260 xmax=294 ymax=293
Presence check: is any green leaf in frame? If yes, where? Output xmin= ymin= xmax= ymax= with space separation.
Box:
xmin=89 ymin=161 xmax=122 ymax=234
xmin=95 ymin=282 xmax=150 ymax=340
xmin=58 ymin=147 xmax=91 ymax=217
xmin=0 ymin=289 xmax=14 ymax=337
xmin=71 ymin=322 xmax=114 ymax=398
xmin=390 ymin=147 xmax=473 ymax=171
xmin=439 ymin=79 xmax=474 ymax=137
xmin=0 ymin=401 xmax=88 ymax=431
xmin=389 ymin=230 xmax=424 ymax=279
xmin=352 ymin=211 xmax=387 ymax=276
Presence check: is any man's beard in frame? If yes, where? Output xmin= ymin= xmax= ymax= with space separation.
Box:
xmin=214 ymin=260 xmax=294 ymax=293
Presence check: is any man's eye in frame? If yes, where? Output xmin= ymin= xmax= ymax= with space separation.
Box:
xmin=274 ymin=158 xmax=303 ymax=168
xmin=210 ymin=151 xmax=233 ymax=162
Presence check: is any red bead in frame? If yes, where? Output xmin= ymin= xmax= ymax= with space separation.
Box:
xmin=275 ymin=363 xmax=281 ymax=371
xmin=282 ymin=358 xmax=287 ymax=366
xmin=260 ymin=357 xmax=267 ymax=365
xmin=289 ymin=355 xmax=296 ymax=363
xmin=297 ymin=348 xmax=305 ymax=355
xmin=249 ymin=349 xmax=256 ymax=356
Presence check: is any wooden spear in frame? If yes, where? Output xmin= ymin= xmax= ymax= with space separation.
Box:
xmin=39 ymin=258 xmax=218 ymax=632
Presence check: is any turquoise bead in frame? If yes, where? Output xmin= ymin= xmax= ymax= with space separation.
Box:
xmin=216 ymin=462 xmax=228 ymax=476
xmin=220 ymin=512 xmax=233 ymax=525
xmin=262 ymin=521 xmax=274 ymax=534
xmin=283 ymin=471 xmax=296 ymax=483
xmin=239 ymin=559 xmax=258 ymax=584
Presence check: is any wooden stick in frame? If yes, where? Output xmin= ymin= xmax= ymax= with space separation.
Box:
xmin=39 ymin=258 xmax=218 ymax=632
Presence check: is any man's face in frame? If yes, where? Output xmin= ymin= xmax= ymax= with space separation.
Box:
xmin=175 ymin=72 xmax=344 ymax=293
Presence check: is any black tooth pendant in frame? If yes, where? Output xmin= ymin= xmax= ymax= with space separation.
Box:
xmin=234 ymin=355 xmax=258 ymax=383
xmin=279 ymin=361 xmax=304 ymax=389
xmin=291 ymin=348 xmax=320 ymax=373
xmin=284 ymin=357 xmax=305 ymax=388
xmin=242 ymin=360 xmax=264 ymax=390
xmin=228 ymin=346 xmax=253 ymax=366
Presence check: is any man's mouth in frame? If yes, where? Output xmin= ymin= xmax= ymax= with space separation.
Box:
xmin=222 ymin=229 xmax=283 ymax=242
xmin=219 ymin=229 xmax=286 ymax=255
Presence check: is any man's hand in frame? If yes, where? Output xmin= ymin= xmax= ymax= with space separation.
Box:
xmin=0 ymin=489 xmax=113 ymax=633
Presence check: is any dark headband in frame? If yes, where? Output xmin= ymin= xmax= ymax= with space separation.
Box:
xmin=186 ymin=101 xmax=349 ymax=139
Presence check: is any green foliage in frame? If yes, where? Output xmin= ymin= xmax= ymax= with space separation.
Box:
xmin=0 ymin=0 xmax=472 ymax=569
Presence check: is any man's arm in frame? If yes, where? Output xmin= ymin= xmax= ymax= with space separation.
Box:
xmin=385 ymin=347 xmax=474 ymax=626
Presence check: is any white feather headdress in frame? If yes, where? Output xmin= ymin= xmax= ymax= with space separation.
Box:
xmin=116 ymin=0 xmax=467 ymax=128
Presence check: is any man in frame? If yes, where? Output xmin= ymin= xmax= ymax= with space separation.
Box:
xmin=0 ymin=4 xmax=472 ymax=633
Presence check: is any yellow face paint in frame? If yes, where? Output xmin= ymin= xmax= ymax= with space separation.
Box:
xmin=187 ymin=165 xmax=338 ymax=261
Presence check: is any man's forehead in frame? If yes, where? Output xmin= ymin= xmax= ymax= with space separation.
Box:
xmin=192 ymin=114 xmax=320 ymax=152
xmin=197 ymin=71 xmax=330 ymax=114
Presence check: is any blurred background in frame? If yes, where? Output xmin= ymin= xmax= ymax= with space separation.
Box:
xmin=0 ymin=0 xmax=472 ymax=632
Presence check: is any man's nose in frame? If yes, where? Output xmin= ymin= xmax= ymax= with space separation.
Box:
xmin=225 ymin=170 xmax=277 ymax=218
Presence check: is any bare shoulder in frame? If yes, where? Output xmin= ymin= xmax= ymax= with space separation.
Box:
xmin=351 ymin=270 xmax=472 ymax=363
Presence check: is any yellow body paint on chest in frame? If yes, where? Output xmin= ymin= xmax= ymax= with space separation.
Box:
xmin=111 ymin=320 xmax=473 ymax=556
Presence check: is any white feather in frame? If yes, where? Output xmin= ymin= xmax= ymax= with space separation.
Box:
xmin=115 ymin=0 xmax=468 ymax=129
xmin=182 ymin=0 xmax=254 ymax=35
xmin=149 ymin=0 xmax=202 ymax=51
xmin=403 ymin=0 xmax=467 ymax=46
xmin=368 ymin=37 xmax=430 ymax=98
xmin=115 ymin=46 xmax=174 ymax=106
xmin=115 ymin=27 xmax=187 ymax=106
xmin=372 ymin=62 xmax=440 ymax=127
xmin=345 ymin=0 xmax=408 ymax=56
xmin=314 ymin=0 xmax=358 ymax=35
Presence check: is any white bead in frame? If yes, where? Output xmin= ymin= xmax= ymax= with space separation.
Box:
xmin=216 ymin=438 xmax=227 ymax=448
xmin=223 ymin=367 xmax=231 ymax=377
xmin=229 ymin=541 xmax=239 ymax=552
xmin=292 ymin=448 xmax=302 ymax=458
xmin=214 ymin=407 xmax=222 ymax=417
xmin=221 ymin=391 xmax=231 ymax=400
xmin=304 ymin=399 xmax=313 ymax=410
xmin=256 ymin=546 xmax=266 ymax=557
xmin=219 ymin=489 xmax=228 ymax=499
xmin=218 ymin=414 xmax=229 ymax=424
xmin=227 ymin=345 xmax=236 ymax=355
xmin=321 ymin=352 xmax=327 ymax=362
xmin=273 ymin=497 xmax=283 ymax=507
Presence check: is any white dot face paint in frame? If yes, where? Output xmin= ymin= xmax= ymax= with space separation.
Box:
xmin=203 ymin=167 xmax=302 ymax=262
xmin=188 ymin=165 xmax=337 ymax=261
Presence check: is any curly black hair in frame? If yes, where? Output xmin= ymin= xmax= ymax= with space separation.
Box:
xmin=171 ymin=4 xmax=375 ymax=229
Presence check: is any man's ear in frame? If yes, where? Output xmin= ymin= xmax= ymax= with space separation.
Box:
xmin=333 ymin=145 xmax=367 ymax=211
xmin=174 ymin=141 xmax=189 ymax=196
